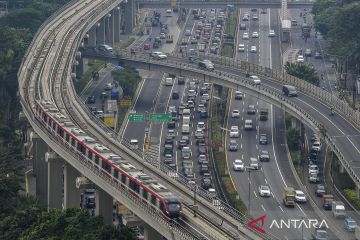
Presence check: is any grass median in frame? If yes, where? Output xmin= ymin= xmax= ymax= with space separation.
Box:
xmin=221 ymin=9 xmax=239 ymax=58
xmin=210 ymin=87 xmax=247 ymax=213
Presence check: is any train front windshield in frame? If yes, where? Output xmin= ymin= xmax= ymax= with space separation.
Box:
xmin=167 ymin=203 xmax=181 ymax=212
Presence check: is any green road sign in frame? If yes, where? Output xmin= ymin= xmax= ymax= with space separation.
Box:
xmin=150 ymin=113 xmax=172 ymax=122
xmin=129 ymin=113 xmax=145 ymax=122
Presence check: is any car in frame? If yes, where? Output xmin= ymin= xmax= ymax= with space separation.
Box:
xmin=164 ymin=154 xmax=173 ymax=164
xmin=232 ymin=109 xmax=240 ymax=118
xmin=259 ymin=134 xmax=268 ymax=145
xmin=167 ymin=121 xmax=175 ymax=129
xmin=143 ymin=43 xmax=150 ymax=50
xmin=309 ymin=165 xmax=319 ymax=175
xmin=250 ymin=46 xmax=257 ymax=53
xmin=196 ymin=138 xmax=205 ymax=146
xmin=249 ymin=75 xmax=261 ymax=85
xmin=312 ymin=229 xmax=328 ymax=240
xmin=198 ymin=145 xmax=206 ymax=155
xmin=198 ymin=154 xmax=207 ymax=164
xmin=315 ymin=51 xmax=322 ymax=59
xmin=198 ymin=60 xmax=215 ymax=71
xmin=297 ymin=55 xmax=304 ymax=63
xmin=200 ymin=164 xmax=209 ymax=174
xmin=104 ymin=83 xmax=112 ymax=91
xmin=200 ymin=111 xmax=208 ymax=118
xmin=234 ymin=91 xmax=243 ymax=100
xmin=233 ymin=159 xmax=244 ymax=171
xmin=295 ymin=190 xmax=307 ymax=203
xmin=247 ymin=105 xmax=256 ymax=114
xmin=86 ymin=96 xmax=96 ymax=104
xmin=259 ymin=150 xmax=270 ymax=162
xmin=243 ymin=32 xmax=249 ymax=39
xmin=304 ymin=48 xmax=312 ymax=57
xmin=344 ymin=217 xmax=357 ymax=232
xmin=316 ymin=184 xmax=326 ymax=197
xmin=229 ymin=140 xmax=238 ymax=151
xmin=195 ymin=129 xmax=204 ymax=139
xmin=185 ymin=29 xmax=192 ymax=36
xmin=252 ymin=14 xmax=258 ymax=20
xmin=238 ymin=43 xmax=245 ymax=52
xmin=167 ymin=129 xmax=176 ymax=138
xmin=268 ymin=29 xmax=276 ymax=37
xmin=309 ymin=173 xmax=320 ymax=183
xmin=178 ymin=140 xmax=187 ymax=150
xmin=291 ymin=19 xmax=297 ymax=26
xmin=250 ymin=157 xmax=259 ymax=169
xmin=198 ymin=104 xmax=206 ymax=113
xmin=252 ymin=32 xmax=259 ymax=38
xmin=201 ymin=177 xmax=211 ymax=190
xmin=242 ymin=15 xmax=249 ymax=21
xmin=230 ymin=126 xmax=239 ymax=138
xmin=259 ymin=185 xmax=271 ymax=197
xmin=312 ymin=141 xmax=322 ymax=152
xmin=160 ymin=33 xmax=166 ymax=39
xmin=311 ymin=134 xmax=320 ymax=143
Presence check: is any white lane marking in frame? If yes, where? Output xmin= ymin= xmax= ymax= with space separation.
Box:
xmin=265 ymin=178 xmax=268 ymax=184
xmin=296 ymin=203 xmax=308 ymax=218
xmin=175 ymin=151 xmax=178 ymax=172
xmin=279 ymin=206 xmax=284 ymax=212
xmin=241 ymin=154 xmax=244 ymax=159
xmin=261 ymin=204 xmax=266 ymax=212
xmin=254 ymin=191 xmax=258 ymax=198
xmin=270 ymin=104 xmax=287 ymax=186
xmin=240 ymin=143 xmax=243 ymax=149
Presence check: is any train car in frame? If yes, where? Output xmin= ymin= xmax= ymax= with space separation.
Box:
xmin=34 ymin=100 xmax=182 ymax=219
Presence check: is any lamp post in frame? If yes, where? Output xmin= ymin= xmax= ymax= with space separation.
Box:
xmin=245 ymin=166 xmax=255 ymax=214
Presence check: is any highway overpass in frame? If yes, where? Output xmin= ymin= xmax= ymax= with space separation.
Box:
xmin=136 ymin=0 xmax=314 ymax=9
xmin=17 ymin=0 xmax=270 ymax=239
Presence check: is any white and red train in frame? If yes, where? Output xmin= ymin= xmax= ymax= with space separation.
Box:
xmin=35 ymin=100 xmax=182 ymax=219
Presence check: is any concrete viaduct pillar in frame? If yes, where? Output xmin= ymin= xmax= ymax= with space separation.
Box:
xmin=96 ymin=19 xmax=106 ymax=45
xmin=88 ymin=26 xmax=97 ymax=48
xmin=122 ymin=0 xmax=135 ymax=34
xmin=63 ymin=163 xmax=80 ymax=209
xmin=143 ymin=223 xmax=163 ymax=240
xmin=45 ymin=152 xmax=63 ymax=210
xmin=95 ymin=188 xmax=113 ymax=224
xmin=32 ymin=133 xmax=49 ymax=205
xmin=113 ymin=7 xmax=121 ymax=44
xmin=106 ymin=13 xmax=114 ymax=46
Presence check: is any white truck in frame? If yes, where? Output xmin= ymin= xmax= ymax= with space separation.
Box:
xmin=182 ymin=124 xmax=190 ymax=134
xmin=332 ymin=201 xmax=346 ymax=218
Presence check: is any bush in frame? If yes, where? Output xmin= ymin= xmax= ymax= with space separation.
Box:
xmin=343 ymin=189 xmax=360 ymax=209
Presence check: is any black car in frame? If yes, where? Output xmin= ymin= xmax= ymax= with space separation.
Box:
xmin=86 ymin=96 xmax=96 ymax=104
xmin=200 ymin=164 xmax=209 ymax=174
xmin=259 ymin=150 xmax=270 ymax=162
xmin=177 ymin=76 xmax=185 ymax=85
xmin=198 ymin=145 xmax=206 ymax=155
xmin=196 ymin=138 xmax=206 ymax=146
xmin=178 ymin=140 xmax=187 ymax=150
xmin=201 ymin=177 xmax=211 ymax=190
xmin=167 ymin=121 xmax=175 ymax=129
xmin=200 ymin=111 xmax=208 ymax=119
xmin=181 ymin=135 xmax=190 ymax=144
xmin=164 ymin=137 xmax=174 ymax=146
xmin=247 ymin=105 xmax=256 ymax=114
xmin=259 ymin=134 xmax=268 ymax=145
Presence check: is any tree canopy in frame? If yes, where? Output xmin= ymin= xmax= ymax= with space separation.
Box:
xmin=313 ymin=0 xmax=360 ymax=69
xmin=284 ymin=62 xmax=320 ymax=86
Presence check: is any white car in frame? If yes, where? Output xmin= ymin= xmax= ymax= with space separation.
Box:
xmin=252 ymin=32 xmax=259 ymax=38
xmin=295 ymin=190 xmax=307 ymax=203
xmin=259 ymin=185 xmax=271 ymax=197
xmin=309 ymin=165 xmax=319 ymax=175
xmin=231 ymin=109 xmax=240 ymax=118
xmin=250 ymin=46 xmax=257 ymax=53
xmin=238 ymin=43 xmax=245 ymax=52
xmin=268 ymin=29 xmax=276 ymax=37
xmin=233 ymin=159 xmax=244 ymax=171
xmin=230 ymin=126 xmax=239 ymax=138
xmin=243 ymin=32 xmax=249 ymax=40
xmin=312 ymin=141 xmax=322 ymax=152
xmin=297 ymin=55 xmax=304 ymax=63
xmin=250 ymin=75 xmax=261 ymax=85
xmin=195 ymin=129 xmax=204 ymax=139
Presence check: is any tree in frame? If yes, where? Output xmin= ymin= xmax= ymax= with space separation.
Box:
xmin=287 ymin=128 xmax=300 ymax=151
xmin=284 ymin=62 xmax=320 ymax=86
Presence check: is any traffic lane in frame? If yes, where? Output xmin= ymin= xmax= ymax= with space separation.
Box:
xmin=258 ymin=7 xmax=271 ymax=68
xmin=247 ymin=11 xmax=261 ymax=65
xmin=124 ymin=73 xmax=163 ymax=144
xmin=236 ymin=8 xmax=248 ymax=62
xmin=269 ymin=8 xmax=282 ymax=70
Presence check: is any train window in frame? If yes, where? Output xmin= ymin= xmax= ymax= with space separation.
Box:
xmin=65 ymin=133 xmax=70 ymax=142
xmin=129 ymin=180 xmax=136 ymax=190
xmin=160 ymin=202 xmax=164 ymax=211
xmin=87 ymin=150 xmax=93 ymax=160
xmin=77 ymin=143 xmax=85 ymax=155
xmin=95 ymin=155 xmax=99 ymax=165
xmin=142 ymin=189 xmax=148 ymax=200
xmin=151 ymin=195 xmax=156 ymax=205
xmin=121 ymin=174 xmax=126 ymax=184
xmin=43 ymin=114 xmax=48 ymax=122
xmin=102 ymin=161 xmax=111 ymax=173
xmin=114 ymin=170 xmax=119 ymax=179
xmin=71 ymin=138 xmax=76 ymax=147
xmin=52 ymin=122 xmax=56 ymax=131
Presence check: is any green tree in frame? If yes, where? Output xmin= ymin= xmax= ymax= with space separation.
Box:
xmin=112 ymin=67 xmax=141 ymax=98
xmin=287 ymin=128 xmax=300 ymax=151
xmin=284 ymin=62 xmax=320 ymax=86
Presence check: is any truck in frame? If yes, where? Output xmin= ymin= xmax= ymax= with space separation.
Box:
xmin=283 ymin=187 xmax=296 ymax=207
xmin=182 ymin=124 xmax=190 ymax=134
xmin=165 ymin=34 xmax=173 ymax=43
xmin=259 ymin=108 xmax=268 ymax=121
xmin=183 ymin=160 xmax=194 ymax=178
xmin=301 ymin=23 xmax=311 ymax=38
xmin=332 ymin=201 xmax=346 ymax=218
xmin=322 ymin=194 xmax=333 ymax=210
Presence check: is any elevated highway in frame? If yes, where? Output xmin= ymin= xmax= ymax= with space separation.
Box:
xmin=17 ymin=0 xmax=269 ymax=239
xmin=136 ymin=0 xmax=314 ymax=9
xmin=83 ymin=50 xmax=360 ymax=194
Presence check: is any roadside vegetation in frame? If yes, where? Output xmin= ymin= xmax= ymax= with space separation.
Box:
xmin=74 ymin=61 xmax=105 ymax=94
xmin=112 ymin=66 xmax=142 ymax=131
xmin=284 ymin=114 xmax=304 ymax=181
xmin=284 ymin=62 xmax=320 ymax=86
xmin=0 ymin=1 xmax=135 ymax=239
xmin=221 ymin=9 xmax=239 ymax=57
xmin=210 ymin=86 xmax=247 ymax=213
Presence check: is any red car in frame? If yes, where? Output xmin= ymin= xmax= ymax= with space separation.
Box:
xmin=143 ymin=43 xmax=150 ymax=50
